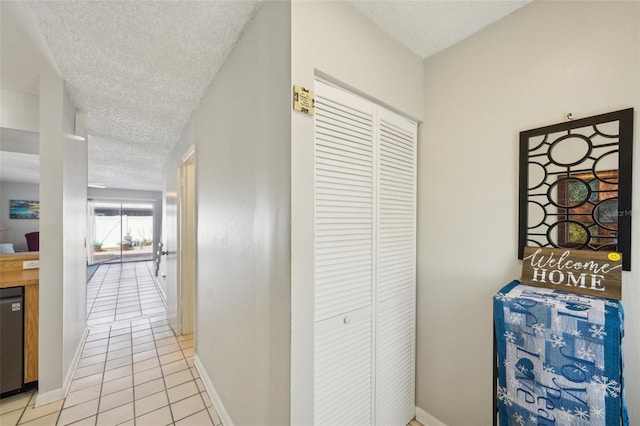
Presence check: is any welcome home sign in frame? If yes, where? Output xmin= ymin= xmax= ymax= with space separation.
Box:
xmin=521 ymin=247 xmax=622 ymax=300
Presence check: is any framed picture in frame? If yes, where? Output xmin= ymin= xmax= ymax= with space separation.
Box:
xmin=10 ymin=200 xmax=40 ymax=219
xmin=518 ymin=108 xmax=633 ymax=270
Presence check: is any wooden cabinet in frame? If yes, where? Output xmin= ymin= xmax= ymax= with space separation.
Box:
xmin=0 ymin=252 xmax=39 ymax=384
xmin=24 ymin=284 xmax=38 ymax=383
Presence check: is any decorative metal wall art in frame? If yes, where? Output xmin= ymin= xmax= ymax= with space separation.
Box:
xmin=518 ymin=108 xmax=634 ymax=270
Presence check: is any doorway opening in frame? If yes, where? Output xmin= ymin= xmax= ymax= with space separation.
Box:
xmin=88 ymin=201 xmax=155 ymax=265
xmin=176 ymin=153 xmax=196 ymax=335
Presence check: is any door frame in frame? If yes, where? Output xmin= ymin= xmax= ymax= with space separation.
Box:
xmin=176 ymin=148 xmax=196 ymax=335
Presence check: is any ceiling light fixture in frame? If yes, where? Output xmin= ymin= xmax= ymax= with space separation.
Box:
xmin=88 ymin=183 xmax=107 ymax=189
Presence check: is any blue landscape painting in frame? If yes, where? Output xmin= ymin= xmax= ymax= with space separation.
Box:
xmin=10 ymin=200 xmax=39 ymax=219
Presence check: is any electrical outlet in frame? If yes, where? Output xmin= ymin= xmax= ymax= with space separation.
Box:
xmin=23 ymin=260 xmax=39 ymax=269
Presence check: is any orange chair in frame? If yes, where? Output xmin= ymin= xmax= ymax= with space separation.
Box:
xmin=25 ymin=232 xmax=39 ymax=251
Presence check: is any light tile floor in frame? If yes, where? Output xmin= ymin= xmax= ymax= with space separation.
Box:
xmin=87 ymin=262 xmax=166 ymax=327
xmin=0 ymin=262 xmax=221 ymax=426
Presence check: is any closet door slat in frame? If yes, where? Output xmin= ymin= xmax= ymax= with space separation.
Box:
xmin=375 ymin=294 xmax=416 ymax=425
xmin=377 ymin=110 xmax=416 ymax=303
xmin=375 ymin=108 xmax=417 ymax=426
xmin=315 ymin=314 xmax=373 ymax=426
xmin=314 ymin=83 xmax=374 ymax=323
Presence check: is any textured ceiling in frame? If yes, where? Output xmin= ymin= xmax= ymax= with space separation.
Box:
xmin=26 ymin=0 xmax=260 ymax=191
xmin=4 ymin=1 xmax=530 ymax=191
xmin=348 ymin=0 xmax=531 ymax=59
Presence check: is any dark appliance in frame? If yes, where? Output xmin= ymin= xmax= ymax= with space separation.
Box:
xmin=0 ymin=286 xmax=24 ymax=396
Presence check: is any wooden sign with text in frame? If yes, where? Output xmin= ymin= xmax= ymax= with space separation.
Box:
xmin=521 ymin=247 xmax=622 ymax=300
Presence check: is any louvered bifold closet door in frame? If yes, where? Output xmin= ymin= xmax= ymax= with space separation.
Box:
xmin=314 ymin=80 xmax=375 ymax=426
xmin=375 ymin=107 xmax=417 ymax=426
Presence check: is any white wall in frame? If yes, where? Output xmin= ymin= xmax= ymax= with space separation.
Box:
xmin=290 ymin=1 xmax=424 ymax=423
xmin=37 ymin=72 xmax=88 ymax=404
xmin=0 ymin=89 xmax=39 ymax=132
xmin=176 ymin=2 xmax=292 ymax=425
xmin=0 ymin=1 xmax=59 ymax=96
xmin=62 ymin=86 xmax=88 ymax=383
xmin=0 ymin=181 xmax=39 ymax=251
xmin=38 ymin=72 xmax=65 ymax=399
xmin=418 ymin=2 xmax=640 ymax=424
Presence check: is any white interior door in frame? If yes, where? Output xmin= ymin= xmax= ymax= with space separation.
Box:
xmin=375 ymin=107 xmax=417 ymax=424
xmin=178 ymin=157 xmax=196 ymax=334
xmin=313 ymin=80 xmax=417 ymax=425
xmin=165 ymin=168 xmax=179 ymax=334
xmin=314 ymin=81 xmax=375 ymax=425
xmin=169 ymin=150 xmax=196 ymax=336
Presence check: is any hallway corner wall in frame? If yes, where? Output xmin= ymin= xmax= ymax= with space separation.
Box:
xmin=38 ymin=71 xmax=88 ymax=404
xmin=417 ymin=2 xmax=640 ymax=424
xmin=169 ymin=2 xmax=292 ymax=425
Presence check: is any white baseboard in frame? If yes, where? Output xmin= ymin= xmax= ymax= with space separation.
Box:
xmin=63 ymin=326 xmax=90 ymax=394
xmin=415 ymin=406 xmax=448 ymax=426
xmin=34 ymin=387 xmax=65 ymax=407
xmin=194 ymin=354 xmax=233 ymax=426
xmin=36 ymin=326 xmax=89 ymax=407
xmin=152 ymin=275 xmax=167 ymax=306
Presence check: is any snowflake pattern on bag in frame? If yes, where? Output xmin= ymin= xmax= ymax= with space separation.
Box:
xmin=494 ymin=281 xmax=627 ymax=425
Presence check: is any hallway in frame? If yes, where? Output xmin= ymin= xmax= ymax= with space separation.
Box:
xmin=0 ymin=262 xmax=220 ymax=426
xmin=86 ymin=262 xmax=166 ymax=327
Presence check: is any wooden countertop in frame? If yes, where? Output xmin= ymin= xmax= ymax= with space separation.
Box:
xmin=0 ymin=269 xmax=39 ymax=287
xmin=0 ymin=252 xmax=39 ymax=288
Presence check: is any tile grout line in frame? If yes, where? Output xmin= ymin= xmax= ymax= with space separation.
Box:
xmin=114 ymin=266 xmax=123 ymax=323
xmin=124 ymin=320 xmax=134 ymax=425
xmin=135 ymin=263 xmax=144 ymax=322
xmin=84 ymin=347 xmax=100 ymax=426
xmin=181 ymin=336 xmax=216 ymax=426
xmin=2 ymin=262 xmax=194 ymax=426
xmin=14 ymin=389 xmax=34 ymax=425
xmin=87 ymin=264 xmax=108 ymax=322
xmin=154 ymin=320 xmax=176 ymax=425
xmin=128 ymin=319 xmax=138 ymax=425
xmin=62 ymin=264 xmax=116 ymax=425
